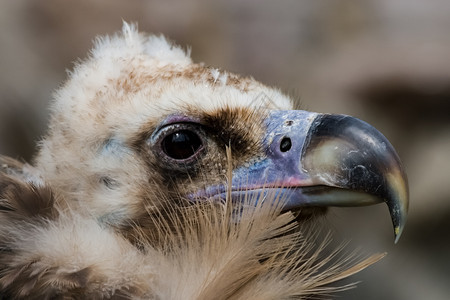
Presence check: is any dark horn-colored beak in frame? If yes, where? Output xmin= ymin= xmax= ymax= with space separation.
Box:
xmin=301 ymin=114 xmax=409 ymax=243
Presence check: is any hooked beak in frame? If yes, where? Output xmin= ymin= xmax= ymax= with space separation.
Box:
xmin=193 ymin=110 xmax=409 ymax=243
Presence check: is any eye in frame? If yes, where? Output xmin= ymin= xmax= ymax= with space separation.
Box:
xmin=162 ymin=130 xmax=202 ymax=160
xmin=149 ymin=123 xmax=206 ymax=169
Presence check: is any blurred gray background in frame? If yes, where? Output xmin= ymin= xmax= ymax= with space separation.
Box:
xmin=1 ymin=1 xmax=449 ymax=299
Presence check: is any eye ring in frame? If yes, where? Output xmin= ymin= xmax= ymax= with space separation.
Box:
xmin=149 ymin=123 xmax=206 ymax=169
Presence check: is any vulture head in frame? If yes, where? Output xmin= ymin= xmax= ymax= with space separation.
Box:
xmin=0 ymin=23 xmax=408 ymax=298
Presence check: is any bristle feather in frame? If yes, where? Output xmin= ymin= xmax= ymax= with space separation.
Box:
xmin=0 ymin=155 xmax=382 ymax=299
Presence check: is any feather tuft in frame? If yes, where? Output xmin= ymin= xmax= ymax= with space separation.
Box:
xmin=0 ymin=153 xmax=383 ymax=299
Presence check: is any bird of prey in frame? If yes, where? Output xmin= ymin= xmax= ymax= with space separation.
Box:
xmin=0 ymin=23 xmax=408 ymax=299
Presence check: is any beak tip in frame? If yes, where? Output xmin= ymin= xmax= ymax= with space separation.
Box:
xmin=394 ymin=226 xmax=402 ymax=244
xmin=393 ymin=206 xmax=408 ymax=243
xmin=388 ymin=170 xmax=409 ymax=244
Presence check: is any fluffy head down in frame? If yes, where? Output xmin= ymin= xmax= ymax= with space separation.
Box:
xmin=35 ymin=23 xmax=292 ymax=223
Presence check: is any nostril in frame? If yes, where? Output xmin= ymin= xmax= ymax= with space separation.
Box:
xmin=285 ymin=120 xmax=293 ymax=126
xmin=280 ymin=137 xmax=292 ymax=152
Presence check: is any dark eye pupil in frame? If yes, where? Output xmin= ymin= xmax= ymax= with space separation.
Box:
xmin=162 ymin=130 xmax=202 ymax=159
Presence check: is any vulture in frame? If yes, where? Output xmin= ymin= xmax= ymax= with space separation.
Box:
xmin=0 ymin=23 xmax=408 ymax=299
